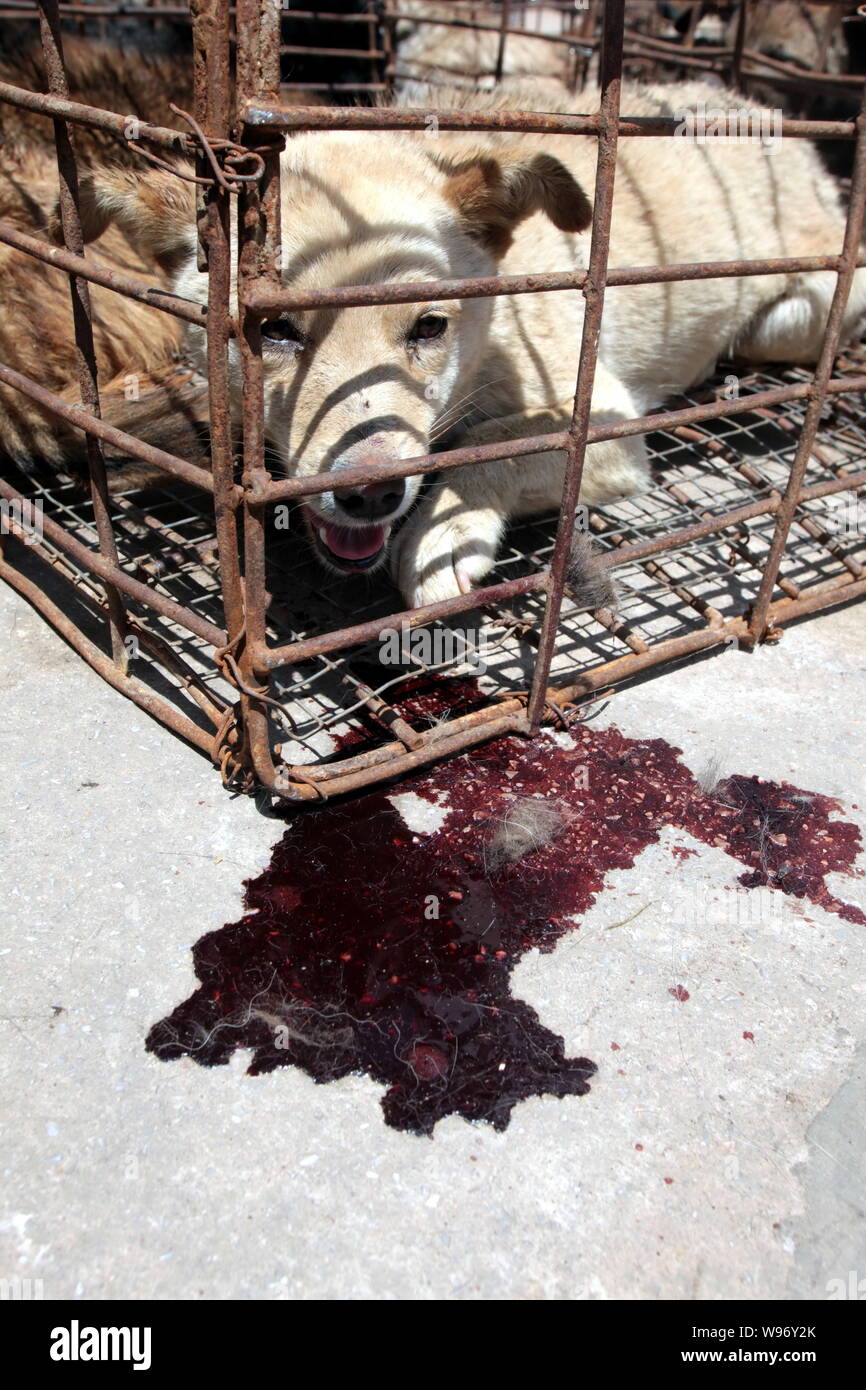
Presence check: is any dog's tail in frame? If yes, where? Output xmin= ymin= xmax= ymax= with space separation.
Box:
xmin=566 ymin=529 xmax=618 ymax=613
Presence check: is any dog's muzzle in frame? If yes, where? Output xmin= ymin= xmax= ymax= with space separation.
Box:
xmin=302 ymin=468 xmax=411 ymax=573
xmin=301 ymin=504 xmax=392 ymax=573
xmin=334 ymin=476 xmax=406 ymax=523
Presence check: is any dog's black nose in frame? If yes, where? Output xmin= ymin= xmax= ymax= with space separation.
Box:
xmin=334 ymin=477 xmax=406 ymax=521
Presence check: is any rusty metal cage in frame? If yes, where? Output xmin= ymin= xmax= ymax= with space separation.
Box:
xmin=0 ymin=0 xmax=864 ymax=802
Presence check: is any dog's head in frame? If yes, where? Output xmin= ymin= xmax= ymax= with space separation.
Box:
xmin=76 ymin=133 xmax=590 ymax=575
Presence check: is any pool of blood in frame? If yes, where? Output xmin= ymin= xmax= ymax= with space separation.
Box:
xmin=147 ymin=714 xmax=864 ymax=1135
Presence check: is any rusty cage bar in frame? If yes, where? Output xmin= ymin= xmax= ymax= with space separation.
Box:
xmin=0 ymin=0 xmax=864 ymax=801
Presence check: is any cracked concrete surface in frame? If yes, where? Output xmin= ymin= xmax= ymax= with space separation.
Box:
xmin=1 ymin=581 xmax=864 ymax=1301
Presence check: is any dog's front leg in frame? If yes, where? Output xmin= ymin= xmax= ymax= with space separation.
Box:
xmin=392 ymin=367 xmax=648 ymax=608
xmin=390 ymin=415 xmax=535 ymax=609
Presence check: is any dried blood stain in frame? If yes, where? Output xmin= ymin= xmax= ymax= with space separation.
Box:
xmin=147 ymin=721 xmax=863 ymax=1135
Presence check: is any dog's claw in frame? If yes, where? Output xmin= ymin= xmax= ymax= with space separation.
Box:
xmin=456 ymin=567 xmax=474 ymax=597
xmin=391 ymin=488 xmax=505 ymax=608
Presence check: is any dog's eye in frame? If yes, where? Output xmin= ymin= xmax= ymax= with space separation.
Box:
xmin=409 ymin=313 xmax=447 ymax=343
xmin=261 ymin=318 xmax=304 ymax=349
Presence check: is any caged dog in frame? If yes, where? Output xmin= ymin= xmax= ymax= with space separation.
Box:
xmin=5 ymin=77 xmax=866 ymax=608
xmin=392 ymin=1 xmax=570 ymax=92
xmin=0 ymin=35 xmax=206 ymax=473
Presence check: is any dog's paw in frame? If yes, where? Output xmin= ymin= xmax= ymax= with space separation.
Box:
xmin=579 ymin=436 xmax=651 ymax=505
xmin=391 ymin=491 xmax=506 ymax=608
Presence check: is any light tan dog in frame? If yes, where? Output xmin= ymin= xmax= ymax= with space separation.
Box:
xmin=0 ymin=159 xmax=189 ymax=476
xmin=0 ymin=36 xmax=202 ymax=479
xmin=393 ymin=2 xmax=569 ymax=91
xmin=14 ymin=79 xmax=866 ymax=607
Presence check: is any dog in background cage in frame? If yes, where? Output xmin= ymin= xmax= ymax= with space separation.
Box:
xmin=392 ymin=1 xmax=571 ymax=94
xmin=2 ymin=72 xmax=865 ymax=609
xmin=0 ymin=34 xmax=207 ymax=477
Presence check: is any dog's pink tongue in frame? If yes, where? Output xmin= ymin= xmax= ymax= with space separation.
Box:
xmin=320 ymin=521 xmax=386 ymax=561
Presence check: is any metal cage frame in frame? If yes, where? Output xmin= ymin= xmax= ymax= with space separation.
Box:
xmin=0 ymin=0 xmax=865 ymax=801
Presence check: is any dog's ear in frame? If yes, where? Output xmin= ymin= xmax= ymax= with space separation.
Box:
xmin=47 ymin=164 xmax=197 ymax=272
xmin=435 ymin=147 xmax=592 ymax=257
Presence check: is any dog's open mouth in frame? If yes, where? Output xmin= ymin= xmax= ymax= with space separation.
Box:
xmin=303 ymin=507 xmax=389 ymax=573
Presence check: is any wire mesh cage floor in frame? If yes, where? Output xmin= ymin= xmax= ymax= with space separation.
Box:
xmin=5 ymin=347 xmax=865 ymax=781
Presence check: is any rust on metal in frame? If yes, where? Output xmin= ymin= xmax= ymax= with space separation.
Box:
xmin=256 ymin=572 xmax=547 ymax=675
xmin=234 ymin=0 xmax=285 ymax=795
xmin=243 ymin=252 xmax=866 ymax=316
xmin=38 ymin=0 xmax=128 ymax=667
xmin=0 ymin=220 xmax=212 ymax=326
xmin=0 ymin=477 xmax=227 ymax=647
xmin=194 ymin=0 xmax=247 ymax=657
xmin=258 ymin=372 xmax=866 ymax=506
xmin=0 ymin=77 xmax=190 ymax=150
xmin=243 ymin=101 xmax=859 ymax=142
xmin=0 ymin=361 xmax=226 ymax=494
xmin=0 ymin=550 xmax=219 ymax=754
xmin=748 ymin=82 xmax=866 ymax=640
xmin=526 ymin=0 xmax=626 ymax=730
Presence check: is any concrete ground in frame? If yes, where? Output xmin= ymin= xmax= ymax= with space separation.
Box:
xmin=1 ymin=579 xmax=864 ymax=1302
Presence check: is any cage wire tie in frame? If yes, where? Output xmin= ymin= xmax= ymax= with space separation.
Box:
xmin=209 ymin=627 xmax=258 ymax=793
xmin=280 ymin=767 xmax=329 ymax=801
xmin=170 ymin=105 xmax=266 ymax=190
xmin=492 ymin=686 xmax=567 ymax=728
xmin=214 ymin=624 xmax=299 ymax=730
xmin=128 ymin=106 xmax=266 ymax=191
xmin=494 ymin=686 xmax=610 ymax=729
xmin=209 ymin=698 xmax=258 ymax=794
